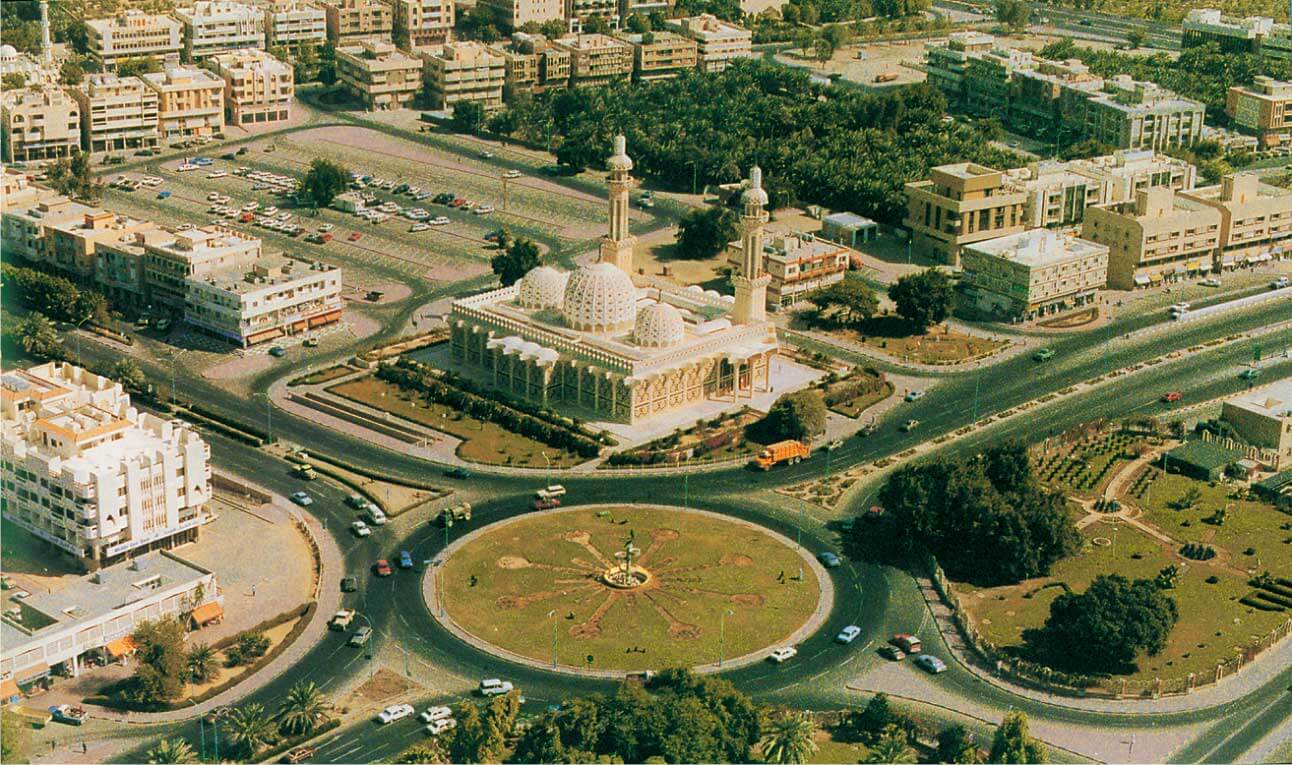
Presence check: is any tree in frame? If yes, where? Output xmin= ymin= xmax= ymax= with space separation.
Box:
xmin=759 ymin=390 xmax=827 ymax=442
xmin=490 ymin=237 xmax=541 ymax=286
xmin=64 ymin=20 xmax=91 ymax=55
xmin=397 ymin=741 xmax=448 ymax=764
xmin=759 ymin=712 xmax=818 ymax=764
xmin=888 ymin=269 xmax=954 ymax=333
xmin=2 ymin=72 xmax=28 ymax=91
xmin=480 ymin=691 xmax=520 ymax=762
xmin=937 ymin=724 xmax=981 ymax=764
xmin=185 ymin=643 xmax=218 ymax=685
xmin=117 ymin=56 xmax=162 ymax=77
xmin=864 ymin=725 xmax=916 ymax=764
xmin=111 ymin=359 xmax=149 ymax=393
xmin=449 ymin=702 xmax=488 ymax=763
xmin=146 ymin=738 xmax=198 ymax=764
xmin=807 ymin=278 xmax=877 ymax=328
xmin=18 ymin=313 xmax=62 ymax=360
xmin=60 ymin=59 xmax=85 ymax=86
xmin=841 ymin=693 xmax=913 ymax=745
xmin=236 ymin=631 xmax=271 ymax=659
xmin=989 ymin=712 xmax=1047 ymax=764
xmin=301 ymin=158 xmax=349 ymax=209
xmin=1126 ymin=30 xmax=1145 ymax=49
xmin=1026 ymin=575 xmax=1179 ymax=674
xmin=625 ymin=13 xmax=650 ymax=33
xmin=128 ymin=618 xmax=189 ymax=705
xmin=511 ymin=713 xmax=567 ymax=763
xmin=676 ymin=206 xmax=738 ymax=259
xmin=45 ymin=150 xmax=102 ymax=201
xmin=452 ymin=101 xmax=487 ymax=135
xmin=223 ymin=703 xmax=278 ymax=759
xmin=994 ymin=0 xmax=1030 ymax=31
xmin=277 ymin=681 xmax=332 ymax=736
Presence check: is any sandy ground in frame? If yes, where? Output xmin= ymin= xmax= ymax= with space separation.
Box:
xmin=203 ymin=353 xmax=274 ymax=381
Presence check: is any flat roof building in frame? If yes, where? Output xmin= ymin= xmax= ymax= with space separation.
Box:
xmin=1227 ymin=76 xmax=1292 ymax=149
xmin=1 ymin=188 xmax=93 ymax=262
xmin=924 ymin=31 xmax=996 ymax=105
xmin=1082 ymin=187 xmax=1222 ymax=289
xmin=263 ymin=0 xmax=328 ymax=54
xmin=1082 ymin=75 xmax=1206 ymax=153
xmin=1008 ymin=149 xmax=1197 ymax=229
xmin=1222 ymin=379 xmax=1292 ymax=469
xmin=209 ymin=48 xmax=294 ymax=126
xmin=390 ymin=0 xmax=454 ymax=47
xmin=44 ymin=210 xmax=156 ymax=282
xmin=420 ymin=41 xmax=506 ymax=111
xmin=550 ymin=33 xmax=633 ymax=88
xmin=74 ymin=73 xmax=160 ymax=154
xmin=1 ymin=85 xmax=81 ymax=164
xmin=667 ymin=14 xmax=751 ymax=73
xmin=84 ymin=11 xmax=183 ymax=70
xmin=141 ymin=66 xmax=225 ymax=139
xmin=1182 ymin=8 xmax=1270 ymax=53
xmin=175 ymin=1 xmax=266 ymax=59
xmin=820 ymin=211 xmax=878 ymax=249
xmin=495 ymin=33 xmax=571 ymax=93
xmin=727 ymin=230 xmax=853 ymax=308
xmin=478 ymin=0 xmax=563 ymax=30
xmin=616 ymin=30 xmax=698 ymax=82
xmin=185 ymin=254 xmax=343 ymax=346
xmin=961 ymin=228 xmax=1108 ymax=320
xmin=1183 ymin=173 xmax=1292 ymax=264
xmin=141 ymin=224 xmax=263 ymax=307
xmin=336 ymin=40 xmax=422 ymax=110
xmin=904 ymin=162 xmax=1028 ymax=266
xmin=0 ymin=362 xmax=213 ymax=570
xmin=320 ymin=0 xmax=392 ymax=43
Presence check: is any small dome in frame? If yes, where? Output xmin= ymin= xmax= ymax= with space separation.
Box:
xmin=633 ymin=302 xmax=685 ymax=348
xmin=0 ymin=45 xmax=17 ymax=59
xmin=516 ymin=265 xmax=567 ymax=309
xmin=563 ymin=262 xmax=637 ymax=333
xmin=742 ymin=165 xmax=769 ymax=208
xmin=607 ymin=134 xmax=633 ymax=172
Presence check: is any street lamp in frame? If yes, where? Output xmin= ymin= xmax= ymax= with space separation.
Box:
xmin=718 ymin=609 xmax=734 ymax=669
xmin=169 ymin=349 xmax=190 ymax=407
xmin=541 ymin=450 xmax=551 ymax=489
xmin=548 ymin=609 xmax=558 ymax=668
xmin=73 ymin=316 xmax=91 ymax=367
xmin=256 ymin=393 xmax=273 ymax=443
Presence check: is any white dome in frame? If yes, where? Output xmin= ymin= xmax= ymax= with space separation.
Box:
xmin=742 ymin=165 xmax=769 ymax=207
xmin=563 ymin=262 xmax=637 ymax=333
xmin=516 ymin=265 xmax=567 ymax=309
xmin=0 ymin=45 xmax=17 ymax=59
xmin=607 ymin=134 xmax=633 ymax=172
xmin=633 ymin=302 xmax=685 ymax=348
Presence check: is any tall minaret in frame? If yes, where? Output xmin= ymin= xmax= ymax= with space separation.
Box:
xmin=40 ymin=0 xmax=53 ymax=69
xmin=600 ymin=134 xmax=636 ymax=276
xmin=732 ymin=166 xmax=772 ymax=325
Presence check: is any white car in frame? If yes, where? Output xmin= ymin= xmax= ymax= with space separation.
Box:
xmin=430 ymin=216 xmax=450 ymax=226
xmin=836 ymin=625 xmax=862 ymax=644
xmin=351 ymin=520 xmax=371 ymax=537
xmin=366 ymin=507 xmax=388 ymax=526
xmin=904 ymin=390 xmax=925 ymax=402
xmin=375 ymin=704 xmax=415 ymax=724
xmin=768 ymin=647 xmax=798 ymax=663
xmin=411 ymin=223 xmax=430 ymax=232
xmin=479 ymin=678 xmax=514 ymax=696
xmin=1200 ymin=278 xmax=1222 ymax=287
xmin=473 ymin=204 xmax=495 ymax=215
xmin=318 ymin=224 xmax=334 ymax=232
xmin=426 ymin=717 xmax=457 ymax=736
xmin=419 ymin=706 xmax=452 ymax=723
xmin=503 ymin=170 xmax=522 ymax=179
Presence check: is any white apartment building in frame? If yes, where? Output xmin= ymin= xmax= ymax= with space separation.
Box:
xmin=391 ymin=0 xmax=454 ymax=47
xmin=1 ymin=87 xmax=81 ymax=164
xmin=74 ymin=73 xmax=160 ymax=153
xmin=84 ymin=11 xmax=183 ymax=70
xmin=336 ymin=40 xmax=422 ymax=110
xmin=0 ymin=551 xmax=220 ymax=694
xmin=263 ymin=1 xmax=328 ymax=53
xmin=0 ymin=184 xmax=94 ymax=262
xmin=209 ymin=49 xmax=294 ymax=125
xmin=667 ymin=14 xmax=751 ymax=73
xmin=140 ymin=225 xmax=263 ymax=307
xmin=141 ymin=66 xmax=225 ymax=139
xmin=0 ymin=363 xmax=213 ymax=570
xmin=185 ymin=255 xmax=344 ymax=346
xmin=478 ymin=0 xmax=562 ymax=30
xmin=961 ymin=228 xmax=1109 ymax=320
xmin=420 ymin=41 xmax=506 ymax=110
xmin=175 ymin=1 xmax=266 ymax=60
xmin=1008 ymin=150 xmax=1198 ymax=228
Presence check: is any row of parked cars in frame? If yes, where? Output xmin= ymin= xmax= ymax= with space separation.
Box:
xmin=373 ymin=679 xmax=515 ymax=735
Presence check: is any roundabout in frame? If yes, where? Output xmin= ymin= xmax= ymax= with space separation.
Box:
xmin=425 ymin=504 xmax=833 ymax=676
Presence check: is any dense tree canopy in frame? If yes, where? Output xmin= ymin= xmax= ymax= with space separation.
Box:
xmin=127 ymin=618 xmax=189 ymax=705
xmin=1025 ymin=574 xmax=1179 ymax=674
xmin=301 ymin=158 xmax=349 ymax=209
xmin=888 ymin=269 xmax=953 ymax=332
xmin=875 ymin=442 xmax=1081 ymax=585
xmin=990 ymin=712 xmax=1047 ymax=764
xmin=807 ymin=277 xmax=878 ymax=329
xmin=676 ymin=206 xmax=738 ymax=259
xmin=758 ymin=390 xmax=828 ymax=442
xmin=490 ymin=237 xmax=541 ymax=286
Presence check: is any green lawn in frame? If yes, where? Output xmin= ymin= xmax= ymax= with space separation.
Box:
xmin=1033 ymin=431 xmax=1150 ymax=496
xmin=328 ymin=376 xmax=583 ymax=467
xmin=288 ymin=365 xmax=355 ymax=387
xmin=826 ymin=318 xmax=1007 ymax=365
xmin=439 ymin=506 xmax=820 ymax=671
xmin=822 ymin=379 xmax=893 ymax=419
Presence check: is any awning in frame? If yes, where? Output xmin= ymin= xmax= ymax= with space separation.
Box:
xmin=190 ymin=602 xmax=223 ymax=626
xmin=105 ymin=636 xmax=137 ymax=659
xmin=0 ymin=678 xmax=21 ymax=703
xmin=1173 ymin=266 xmax=1187 ymax=273
xmin=14 ymin=663 xmax=48 ymax=684
xmin=1222 ymin=256 xmax=1235 ymax=266
xmin=247 ymin=327 xmax=284 ymax=344
xmin=1134 ymin=274 xmax=1151 ymax=286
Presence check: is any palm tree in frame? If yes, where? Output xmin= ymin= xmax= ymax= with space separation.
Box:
xmin=759 ymin=712 xmax=819 ymax=764
xmin=396 ymin=741 xmax=447 ymax=764
xmin=276 ymin=681 xmax=333 ymax=736
xmin=864 ymin=724 xmax=916 ymax=764
xmin=18 ymin=314 xmax=61 ymax=360
xmin=146 ymin=737 xmax=198 ymax=764
xmin=222 ymin=703 xmax=278 ymax=758
xmin=186 ymin=643 xmax=217 ymax=684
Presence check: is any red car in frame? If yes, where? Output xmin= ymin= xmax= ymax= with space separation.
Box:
xmin=1161 ymin=391 xmax=1182 ymax=403
xmin=374 ymin=559 xmax=392 ymax=577
xmin=450 ymin=198 xmax=466 ymax=208
xmin=348 ymin=232 xmax=362 ymax=242
xmin=533 ymin=498 xmax=560 ymax=511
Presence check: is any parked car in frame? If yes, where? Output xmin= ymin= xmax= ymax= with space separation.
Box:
xmin=817 ymin=551 xmax=842 ymax=568
xmin=503 ymin=169 xmax=522 ymax=179
xmin=420 ymin=706 xmax=452 ymax=724
xmin=289 ymin=491 xmax=313 ymax=506
xmin=836 ymin=625 xmax=862 ymax=644
xmin=374 ymin=559 xmax=393 ymax=577
xmin=351 ymin=521 xmax=371 ymax=538
xmin=303 ymin=337 xmax=320 ymax=348
xmin=348 ymin=232 xmax=362 ymax=242
xmin=375 ymin=704 xmax=415 ymax=724
xmin=913 ymin=654 xmax=947 ymax=674
xmin=426 ymin=717 xmax=457 ymax=736
xmin=340 ymin=576 xmax=358 ymax=592
xmin=1272 ymin=277 xmax=1290 ymax=289
xmin=1200 ymin=278 xmax=1222 ymax=287
xmin=892 ymin=634 xmax=922 ymax=653
xmin=349 ymin=626 xmax=372 ymax=647
xmin=346 ymin=494 xmax=371 ymax=510
xmin=366 ymin=506 xmax=388 ymax=526
xmin=479 ymin=678 xmax=514 ymax=696
xmin=399 ymin=550 xmax=414 ymax=569
xmin=768 ymin=647 xmax=798 ymax=663
xmin=878 ymin=645 xmax=906 ymax=661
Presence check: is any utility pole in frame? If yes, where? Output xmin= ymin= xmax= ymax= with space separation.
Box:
xmin=548 ymin=609 xmax=558 ymax=667
xmin=718 ymin=609 xmax=733 ymax=668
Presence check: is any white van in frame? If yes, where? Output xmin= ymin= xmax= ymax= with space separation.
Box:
xmin=535 ymin=485 xmax=566 ymax=501
xmin=366 ymin=506 xmax=388 ymax=526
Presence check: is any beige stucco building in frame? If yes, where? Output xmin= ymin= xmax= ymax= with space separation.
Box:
xmin=961 ymin=228 xmax=1108 ymax=320
xmin=478 ymin=0 xmax=563 ymax=30
xmin=904 ymin=163 xmax=1028 ymax=266
xmin=175 ymin=1 xmax=266 ymax=60
xmin=44 ymin=210 xmax=157 ymax=282
xmin=1082 ymin=187 xmax=1222 ymax=289
xmin=449 ymin=137 xmax=779 ymax=424
xmin=209 ymin=49 xmax=294 ymax=126
xmin=320 ymin=0 xmax=392 ymax=43
xmin=141 ymin=66 xmax=225 ymax=139
xmin=420 ymin=41 xmax=505 ymax=110
xmin=1 ymin=86 xmax=81 ymax=163
xmin=494 ymin=33 xmax=571 ymax=93
xmin=726 ymin=230 xmax=852 ymax=308
xmin=84 ymin=11 xmax=183 ymax=70
xmin=263 ymin=0 xmax=328 ymax=53
xmin=1222 ymin=380 xmax=1292 ymax=469
xmin=183 ymin=254 xmax=343 ymax=347
xmin=1226 ymin=76 xmax=1292 ymax=149
xmin=616 ymin=30 xmax=698 ymax=82
xmin=550 ymin=34 xmax=633 ymax=88
xmin=74 ymin=73 xmax=161 ymax=153
xmin=667 ymin=14 xmax=751 ymax=73
xmin=1009 ymin=150 xmax=1197 ymax=229
xmin=336 ymin=40 xmax=422 ymax=110
xmin=390 ymin=0 xmax=454 ymax=47
xmin=1184 ymin=173 xmax=1292 ymax=264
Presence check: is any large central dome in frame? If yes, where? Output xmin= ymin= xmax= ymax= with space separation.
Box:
xmin=563 ymin=263 xmax=637 ymax=333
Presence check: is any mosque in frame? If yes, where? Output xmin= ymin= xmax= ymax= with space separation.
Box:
xmin=448 ymin=136 xmax=781 ymax=424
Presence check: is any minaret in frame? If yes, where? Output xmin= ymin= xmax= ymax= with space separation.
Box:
xmin=40 ymin=0 xmax=53 ymax=69
xmin=732 ymin=166 xmax=772 ymax=325
xmin=599 ymin=134 xmax=636 ymax=276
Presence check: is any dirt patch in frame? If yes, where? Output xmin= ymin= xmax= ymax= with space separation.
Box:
xmin=1038 ymin=307 xmax=1100 ymax=329
xmin=497 ymin=556 xmax=532 ymax=569
xmin=720 ymin=553 xmax=755 ymax=567
xmin=356 ymin=668 xmax=413 ymax=703
xmin=729 ymin=593 xmax=766 ymax=607
xmin=425 ymin=261 xmax=490 ymax=282
xmin=344 ymin=280 xmax=412 ymax=304
xmin=203 ymin=353 xmax=274 ymax=381
xmin=344 ymin=312 xmax=382 ymax=340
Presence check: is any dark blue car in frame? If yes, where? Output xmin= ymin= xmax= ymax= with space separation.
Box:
xmin=399 ymin=550 xmax=414 ymax=569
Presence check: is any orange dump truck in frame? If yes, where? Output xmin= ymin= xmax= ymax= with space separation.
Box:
xmin=751 ymin=440 xmax=810 ymax=470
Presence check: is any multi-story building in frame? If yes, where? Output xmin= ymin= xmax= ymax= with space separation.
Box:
xmin=1184 ymin=173 xmax=1292 ymax=264
xmin=95 ymin=229 xmax=151 ymax=305
xmin=175 ymin=1 xmax=266 ymax=60
xmin=263 ymin=0 xmax=328 ymax=54
xmin=1081 ymin=187 xmax=1222 ymax=289
xmin=84 ymin=11 xmax=184 ymax=70
xmin=923 ymin=31 xmax=995 ymax=105
xmin=478 ymin=0 xmax=563 ymax=30
xmin=1008 ymin=57 xmax=1104 ymax=139
xmin=616 ymin=30 xmax=697 ymax=82
xmin=184 ymin=254 xmax=343 ymax=346
xmin=390 ymin=0 xmax=453 ymax=47
xmin=320 ymin=0 xmax=392 ymax=43
xmin=74 ymin=73 xmax=160 ymax=153
xmin=619 ymin=0 xmax=669 ymax=22
xmin=209 ymin=49 xmax=293 ymax=126
xmin=1 ymin=87 xmax=81 ymax=164
xmin=958 ymin=45 xmax=1029 ymax=118
xmin=0 ymin=362 xmax=213 ymax=570
xmin=1222 ymin=380 xmax=1292 ymax=467
xmin=44 ymin=210 xmax=155 ymax=281
xmin=550 ymin=33 xmax=632 ymax=88
xmin=1227 ymin=76 xmax=1292 ymax=149
xmin=1009 ymin=149 xmax=1197 ymax=228
xmin=566 ymin=0 xmax=618 ymax=27
xmin=0 ymin=549 xmax=221 ymax=694
xmin=1 ymin=193 xmax=94 ymax=264
xmin=1082 ymin=76 xmax=1205 ymax=152
xmin=336 ymin=40 xmax=422 ymax=109
xmin=141 ymin=66 xmax=225 ymax=139
xmin=903 ymin=163 xmax=1028 ymax=266
xmin=419 ymin=41 xmax=505 ymax=111
xmin=960 ymin=229 xmax=1108 ymax=320
xmin=1181 ymin=8 xmax=1269 ymax=53
xmin=667 ymin=14 xmax=751 ymax=73
xmin=140 ymin=225 xmax=263 ymax=307
xmin=727 ymin=230 xmax=852 ymax=308
xmin=495 ymin=33 xmax=570 ymax=92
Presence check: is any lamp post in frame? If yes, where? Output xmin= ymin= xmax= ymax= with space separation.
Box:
xmin=718 ymin=609 xmax=734 ymax=668
xmin=73 ymin=316 xmax=91 ymax=367
xmin=541 ymin=450 xmax=551 ymax=489
xmin=257 ymin=393 xmax=273 ymax=443
xmin=169 ymin=349 xmax=190 ymax=407
xmin=548 ymin=609 xmax=558 ymax=668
